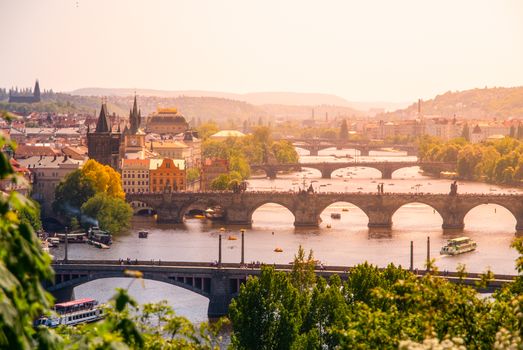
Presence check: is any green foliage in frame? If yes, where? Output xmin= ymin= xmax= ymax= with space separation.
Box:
xmin=81 ymin=193 xmax=133 ymax=234
xmin=54 ymin=159 xmax=128 ymax=229
xmin=0 ymin=112 xmax=54 ymax=349
xmin=229 ymin=267 xmax=303 ymax=350
xmin=18 ymin=198 xmax=42 ymax=231
xmin=230 ymin=247 xmax=523 ymax=349
xmin=202 ymin=126 xmax=299 ymax=180
xmin=271 ymin=140 xmax=299 ymax=164
xmin=186 ymin=167 xmax=201 ymax=182
xmin=339 ymin=119 xmax=349 ymax=140
xmin=53 ymin=169 xmax=96 ymax=217
xmin=197 ymin=122 xmax=220 ymax=140
xmin=210 ymin=171 xmax=243 ymax=190
xmin=420 ymin=136 xmax=523 ymax=184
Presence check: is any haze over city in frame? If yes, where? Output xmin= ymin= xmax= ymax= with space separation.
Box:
xmin=1 ymin=0 xmax=523 ymax=102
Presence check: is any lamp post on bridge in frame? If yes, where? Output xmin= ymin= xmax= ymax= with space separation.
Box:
xmin=241 ymin=229 xmax=245 ymax=266
xmin=218 ymin=228 xmax=224 ymax=267
xmin=64 ymin=226 xmax=69 ymax=263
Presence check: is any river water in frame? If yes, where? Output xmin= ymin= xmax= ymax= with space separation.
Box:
xmin=52 ymin=148 xmax=523 ymax=323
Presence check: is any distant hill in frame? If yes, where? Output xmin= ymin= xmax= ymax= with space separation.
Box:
xmin=382 ymin=87 xmax=523 ymax=120
xmin=70 ymin=87 xmax=402 ymax=112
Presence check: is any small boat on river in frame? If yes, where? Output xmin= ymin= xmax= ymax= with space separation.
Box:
xmin=274 ymin=247 xmax=283 ymax=252
xmin=88 ymin=226 xmax=112 ymax=245
xmin=205 ymin=206 xmax=225 ymax=220
xmin=138 ymin=231 xmax=149 ymax=239
xmin=440 ymin=237 xmax=477 ymax=256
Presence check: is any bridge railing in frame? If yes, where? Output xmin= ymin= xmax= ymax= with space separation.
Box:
xmin=52 ymin=260 xmax=518 ymax=282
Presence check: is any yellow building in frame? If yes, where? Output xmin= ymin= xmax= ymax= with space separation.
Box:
xmin=121 ymin=159 xmax=150 ymax=194
xmin=149 ymin=158 xmax=186 ymax=193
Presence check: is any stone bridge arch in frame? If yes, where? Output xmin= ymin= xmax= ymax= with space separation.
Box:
xmin=317 ymin=200 xmax=370 ymax=225
xmin=460 ymin=198 xmax=523 ymax=231
xmin=177 ymin=198 xmax=226 ymax=222
xmin=49 ymin=271 xmax=211 ymax=300
xmin=390 ymin=200 xmax=445 ymax=228
xmin=246 ymin=199 xmax=297 ymax=226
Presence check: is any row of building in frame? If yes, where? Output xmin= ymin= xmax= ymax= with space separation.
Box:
xmin=4 ymin=97 xmax=233 ymax=216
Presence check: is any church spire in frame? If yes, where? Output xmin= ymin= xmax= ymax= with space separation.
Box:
xmin=129 ymin=94 xmax=140 ymax=134
xmin=95 ymin=100 xmax=111 ymax=133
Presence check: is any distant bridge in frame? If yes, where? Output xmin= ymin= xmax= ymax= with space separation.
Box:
xmin=48 ymin=260 xmax=518 ymax=317
xmin=127 ymin=191 xmax=523 ymax=231
xmin=282 ymin=138 xmax=419 ymax=156
xmin=250 ymin=161 xmax=455 ymax=179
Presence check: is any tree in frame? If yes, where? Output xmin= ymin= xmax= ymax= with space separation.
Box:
xmin=0 ymin=111 xmax=54 ymax=349
xmin=186 ymin=168 xmax=200 ymax=182
xmin=18 ymin=199 xmax=42 ymax=231
xmin=81 ymin=193 xmax=133 ymax=234
xmin=81 ymin=159 xmax=125 ymax=200
xmin=229 ymin=267 xmax=303 ymax=350
xmin=271 ymin=140 xmax=299 ymax=164
xmin=53 ymin=169 xmax=96 ymax=217
xmin=461 ymin=123 xmax=470 ymax=141
xmin=196 ymin=122 xmax=219 ymax=140
xmin=339 ymin=119 xmax=349 ymax=140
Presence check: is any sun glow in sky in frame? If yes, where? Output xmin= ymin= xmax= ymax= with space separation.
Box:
xmin=1 ymin=0 xmax=522 ymax=102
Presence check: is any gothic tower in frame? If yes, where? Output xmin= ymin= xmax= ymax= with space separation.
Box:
xmin=34 ymin=80 xmax=41 ymax=101
xmin=87 ymin=102 xmax=122 ymax=168
xmin=129 ymin=94 xmax=141 ymax=134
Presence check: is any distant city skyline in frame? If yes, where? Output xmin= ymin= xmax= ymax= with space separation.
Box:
xmin=1 ymin=0 xmax=522 ymax=103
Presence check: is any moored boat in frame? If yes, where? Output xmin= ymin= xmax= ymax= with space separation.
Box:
xmin=34 ymin=298 xmax=103 ymax=328
xmin=205 ymin=206 xmax=225 ymax=220
xmin=138 ymin=231 xmax=149 ymax=239
xmin=440 ymin=237 xmax=477 ymax=255
xmin=88 ymin=226 xmax=112 ymax=245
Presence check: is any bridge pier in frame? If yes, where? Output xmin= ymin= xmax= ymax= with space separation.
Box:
xmin=516 ymin=218 xmax=523 ymax=232
xmin=265 ymin=168 xmax=278 ymax=179
xmin=367 ymin=210 xmax=392 ymax=228
xmin=309 ymin=149 xmax=319 ymax=156
xmin=155 ymin=207 xmax=184 ymax=224
xmin=381 ymin=168 xmax=393 ymax=179
xmin=321 ymin=169 xmax=332 ymax=179
xmin=441 ymin=214 xmax=465 ymax=230
xmin=207 ymin=271 xmax=234 ymax=317
xmin=294 ymin=210 xmax=321 ymax=227
xmin=359 ymin=148 xmax=370 ymax=156
xmin=51 ymin=286 xmax=75 ymax=303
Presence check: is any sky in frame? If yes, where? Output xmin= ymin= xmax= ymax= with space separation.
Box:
xmin=1 ymin=0 xmax=522 ymax=103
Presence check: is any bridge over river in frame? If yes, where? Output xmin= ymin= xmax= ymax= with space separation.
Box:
xmin=127 ymin=191 xmax=523 ymax=230
xmin=250 ymin=161 xmax=455 ymax=179
xmin=48 ymin=260 xmax=518 ymax=317
xmin=283 ymin=138 xmax=418 ymax=156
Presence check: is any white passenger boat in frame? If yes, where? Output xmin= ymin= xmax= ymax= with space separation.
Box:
xmin=34 ymin=298 xmax=103 ymax=328
xmin=440 ymin=237 xmax=477 ymax=255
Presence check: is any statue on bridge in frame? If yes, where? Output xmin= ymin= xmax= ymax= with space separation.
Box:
xmin=449 ymin=181 xmax=458 ymax=196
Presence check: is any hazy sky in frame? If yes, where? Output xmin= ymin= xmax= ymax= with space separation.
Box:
xmin=1 ymin=0 xmax=522 ymax=102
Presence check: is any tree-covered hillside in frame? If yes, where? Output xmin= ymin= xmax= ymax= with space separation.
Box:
xmin=383 ymin=87 xmax=523 ymax=120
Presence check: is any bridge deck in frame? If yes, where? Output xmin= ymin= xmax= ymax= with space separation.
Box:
xmin=52 ymin=260 xmax=518 ymax=284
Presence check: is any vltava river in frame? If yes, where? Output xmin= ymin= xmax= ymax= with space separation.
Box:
xmin=53 ymin=148 xmax=522 ymax=323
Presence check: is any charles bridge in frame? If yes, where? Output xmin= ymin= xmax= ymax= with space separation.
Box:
xmin=127 ymin=191 xmax=523 ymax=231
xmin=283 ymin=138 xmax=419 ymax=156
xmin=48 ymin=260 xmax=518 ymax=317
xmin=250 ymin=161 xmax=455 ymax=179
